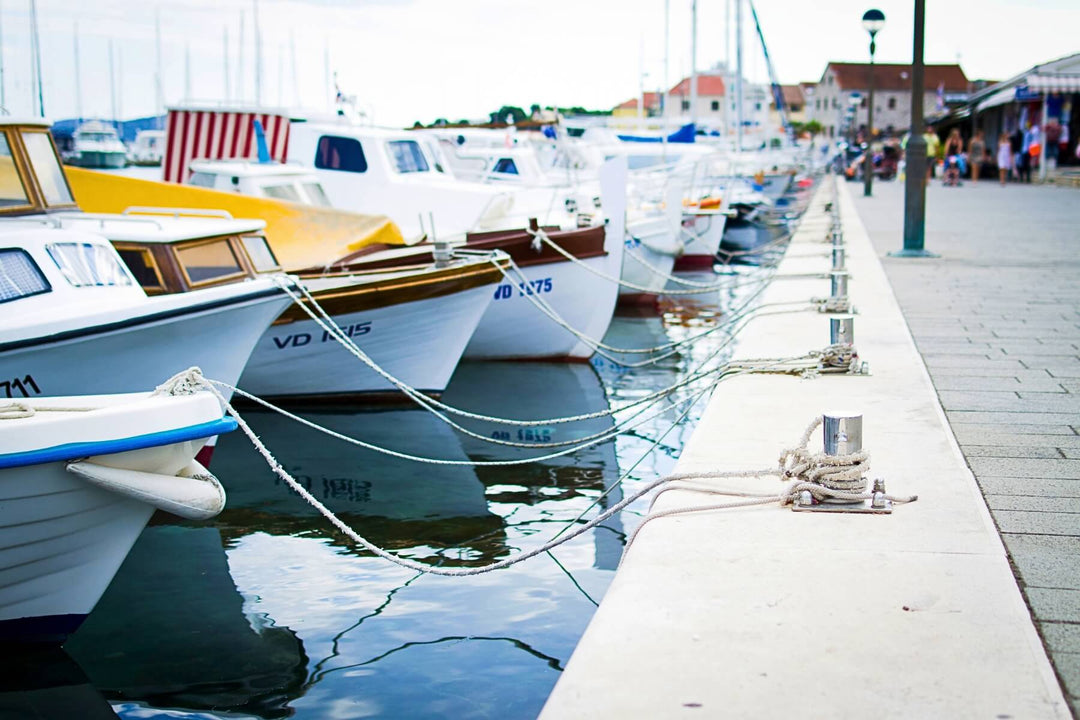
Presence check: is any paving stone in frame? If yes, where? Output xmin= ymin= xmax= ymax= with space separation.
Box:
xmin=1026 ymin=588 xmax=1080 ymax=623
xmin=978 ymin=477 xmax=1080 ymax=499
xmin=964 ymin=445 xmax=1064 ymax=459
xmin=968 ymin=457 xmax=1080 ymax=479
xmin=990 ymin=510 xmax=1080 ymax=536
xmin=938 ymin=391 xmax=1080 ymax=413
xmin=1047 ymin=651 xmax=1080 ymax=699
xmin=1041 ymin=623 xmax=1080 ymax=655
xmin=1064 ymin=449 xmax=1080 ymax=460
xmin=951 ymin=423 xmax=1078 ymax=439
xmin=1004 ymin=535 xmax=1080 ymax=591
xmin=1049 ymin=366 xmax=1080 ymax=379
xmin=931 ymin=366 xmax=1054 ymax=379
xmin=988 ymin=495 xmax=1080 ymax=513
xmin=945 ymin=411 xmax=1080 ymax=426
xmin=921 ymin=355 xmax=1028 ymax=370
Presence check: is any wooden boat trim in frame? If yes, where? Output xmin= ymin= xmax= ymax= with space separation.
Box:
xmin=274 ymin=257 xmax=506 ymax=324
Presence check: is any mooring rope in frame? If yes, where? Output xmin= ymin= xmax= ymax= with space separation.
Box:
xmin=0 ymin=402 xmax=96 ymax=419
xmin=156 ymin=366 xmax=916 ymax=577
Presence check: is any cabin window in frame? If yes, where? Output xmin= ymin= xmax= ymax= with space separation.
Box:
xmin=302 ymin=182 xmax=332 ymax=207
xmin=0 ymin=248 xmax=51 ymax=303
xmin=114 ymin=245 xmax=166 ymax=294
xmin=188 ymin=172 xmax=217 ymax=188
xmin=315 ymin=135 xmax=368 ymax=173
xmin=262 ymin=183 xmax=303 ymax=203
xmin=240 ymin=235 xmax=281 ymax=273
xmin=21 ymin=131 xmax=74 ymax=206
xmin=386 ymin=141 xmax=430 ymax=174
xmin=47 ymin=243 xmax=133 ymax=288
xmin=175 ymin=238 xmax=245 ymax=285
xmin=492 ymin=157 xmax=518 ymax=175
xmin=0 ymin=134 xmax=31 ymax=210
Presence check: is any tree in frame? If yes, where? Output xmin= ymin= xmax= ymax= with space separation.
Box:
xmin=489 ymin=106 xmax=527 ymax=125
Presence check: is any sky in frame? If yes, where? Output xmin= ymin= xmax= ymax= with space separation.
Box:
xmin=2 ymin=0 xmax=1078 ymax=126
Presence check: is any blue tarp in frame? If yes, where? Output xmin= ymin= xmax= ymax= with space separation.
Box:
xmin=617 ymin=123 xmax=696 ymax=144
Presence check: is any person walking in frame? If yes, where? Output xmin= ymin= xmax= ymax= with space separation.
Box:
xmin=997 ymin=132 xmax=1012 ymax=186
xmin=943 ymin=128 xmax=964 ymax=186
xmin=968 ymin=129 xmax=987 ymax=183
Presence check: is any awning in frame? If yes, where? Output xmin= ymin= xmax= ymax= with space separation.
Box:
xmin=1026 ymin=74 xmax=1080 ymax=93
xmin=976 ymin=86 xmax=1016 ymax=112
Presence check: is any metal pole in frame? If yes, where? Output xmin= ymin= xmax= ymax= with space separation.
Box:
xmin=735 ymin=0 xmax=743 ymax=152
xmin=1039 ymin=93 xmax=1048 ymax=182
xmin=253 ymin=0 xmax=262 ymax=105
xmin=863 ymin=37 xmax=876 ymax=196
xmin=895 ymin=0 xmax=935 ymax=257
xmin=690 ymin=0 xmax=698 ymax=130
xmin=29 ymin=0 xmax=44 ymax=116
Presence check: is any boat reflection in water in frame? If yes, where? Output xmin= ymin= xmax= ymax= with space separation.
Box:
xmin=0 ymin=645 xmax=119 ymax=720
xmin=63 ymin=525 xmax=307 ymax=719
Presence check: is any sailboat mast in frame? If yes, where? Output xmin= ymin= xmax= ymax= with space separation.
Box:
xmin=253 ymin=0 xmax=262 ymax=104
xmin=735 ymin=0 xmax=744 ymax=152
xmin=224 ymin=26 xmax=231 ymax=101
xmin=0 ymin=0 xmax=6 ymax=112
xmin=290 ymin=30 xmax=298 ymax=106
xmin=689 ymin=0 xmax=698 ymax=129
xmin=184 ymin=43 xmax=191 ymax=101
xmin=29 ymin=0 xmax=44 ymax=116
xmin=73 ymin=23 xmax=82 ymax=121
xmin=155 ymin=7 xmax=163 ymax=126
xmin=323 ymin=38 xmax=330 ymax=109
xmin=724 ymin=0 xmax=730 ymax=137
xmin=662 ymin=0 xmax=669 ymax=157
xmin=238 ymin=12 xmax=245 ymax=102
xmin=108 ymin=40 xmax=119 ymax=127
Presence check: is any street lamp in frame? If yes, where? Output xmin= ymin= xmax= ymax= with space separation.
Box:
xmin=862 ymin=9 xmax=885 ymax=197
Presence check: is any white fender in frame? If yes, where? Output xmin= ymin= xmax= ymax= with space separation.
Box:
xmin=66 ymin=459 xmax=227 ymax=520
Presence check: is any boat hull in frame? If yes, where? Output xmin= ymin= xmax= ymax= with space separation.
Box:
xmin=239 ymin=282 xmax=493 ymax=399
xmin=675 ymin=211 xmax=727 ymax=269
xmin=66 ymin=152 xmax=127 ymax=169
xmin=619 ymin=218 xmax=679 ymax=303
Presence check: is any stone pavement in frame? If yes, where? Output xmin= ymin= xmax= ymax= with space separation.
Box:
xmin=853 ymin=178 xmax=1080 ymax=715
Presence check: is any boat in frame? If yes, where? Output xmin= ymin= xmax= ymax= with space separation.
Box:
xmin=63 ymin=120 xmax=127 ymax=169
xmin=0 ymin=388 xmax=234 ymax=642
xmin=126 ymin=129 xmax=164 ymax=167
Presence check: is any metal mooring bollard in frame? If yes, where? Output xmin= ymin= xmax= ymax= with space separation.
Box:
xmin=830 ymin=270 xmax=849 ymax=299
xmin=830 ymin=316 xmax=854 ymax=346
xmin=433 ymin=240 xmax=453 ymax=268
xmin=824 ymin=411 xmax=862 ymax=456
xmin=832 ymin=245 xmax=846 ymax=271
xmin=793 ymin=411 xmax=892 ymax=514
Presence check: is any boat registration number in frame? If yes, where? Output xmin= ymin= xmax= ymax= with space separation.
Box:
xmin=490 ymin=427 xmax=553 ymax=442
xmin=271 ymin=322 xmax=373 ymax=350
xmin=1 ymin=374 xmax=41 ymax=398
xmin=493 ymin=278 xmax=553 ymax=300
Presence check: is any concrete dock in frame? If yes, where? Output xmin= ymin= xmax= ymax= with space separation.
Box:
xmin=539 ymin=177 xmax=1072 ymax=718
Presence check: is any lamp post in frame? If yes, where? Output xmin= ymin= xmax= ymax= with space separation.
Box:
xmin=862 ymin=9 xmax=885 ymax=197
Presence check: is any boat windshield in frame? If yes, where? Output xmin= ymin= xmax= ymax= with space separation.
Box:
xmin=0 ymin=249 xmax=51 ymax=304
xmin=47 ymin=242 xmax=134 ymax=288
xmin=302 ymin=182 xmax=332 ymax=207
xmin=261 ymin=183 xmax=303 ymax=203
xmin=0 ymin=133 xmax=31 ymax=210
xmin=387 ymin=140 xmax=430 ymax=174
xmin=21 ymin=130 xmax=74 ymax=206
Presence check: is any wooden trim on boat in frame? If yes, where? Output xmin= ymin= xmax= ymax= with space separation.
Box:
xmin=273 ymin=257 xmax=506 ymax=325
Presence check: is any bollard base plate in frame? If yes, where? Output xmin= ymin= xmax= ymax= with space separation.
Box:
xmin=887 ymin=248 xmax=939 ymax=259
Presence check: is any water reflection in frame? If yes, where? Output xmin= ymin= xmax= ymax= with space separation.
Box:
xmin=8 ymin=186 xmax=809 ymax=719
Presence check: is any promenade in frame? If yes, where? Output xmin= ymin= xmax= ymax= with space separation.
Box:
xmin=854 ymin=178 xmax=1080 ymax=715
xmin=540 ymin=178 xmax=1069 ymax=719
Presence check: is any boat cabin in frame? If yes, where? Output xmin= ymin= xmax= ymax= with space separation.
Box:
xmin=187 ymin=159 xmax=333 ymax=207
xmin=0 ymin=121 xmax=79 ymax=216
xmin=53 ymin=211 xmax=281 ymax=295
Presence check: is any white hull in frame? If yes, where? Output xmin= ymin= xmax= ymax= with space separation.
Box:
xmin=620 ymin=217 xmax=680 ymax=300
xmin=0 ymin=392 xmax=229 ymax=642
xmin=681 ymin=211 xmax=727 ymax=259
xmin=240 ymin=285 xmax=493 ymax=398
xmin=0 ymin=293 xmax=289 ymax=400
xmin=464 ymin=253 xmax=620 ymax=360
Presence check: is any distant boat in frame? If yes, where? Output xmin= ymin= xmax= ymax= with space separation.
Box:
xmin=127 ymin=129 xmax=164 ymax=166
xmin=64 ymin=120 xmax=128 ymax=169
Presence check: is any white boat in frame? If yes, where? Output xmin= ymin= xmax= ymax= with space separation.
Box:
xmin=0 ymin=388 xmax=232 ymax=642
xmin=64 ymin=120 xmax=128 ymax=169
xmin=127 ymin=129 xmax=165 ymax=167
xmin=0 ymin=121 xmax=293 ymax=461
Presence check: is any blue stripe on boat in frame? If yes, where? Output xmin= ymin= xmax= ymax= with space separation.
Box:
xmin=0 ymin=416 xmax=238 ymax=470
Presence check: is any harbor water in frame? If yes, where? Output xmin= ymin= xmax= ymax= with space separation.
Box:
xmin=11 ymin=212 xmax=803 ymax=720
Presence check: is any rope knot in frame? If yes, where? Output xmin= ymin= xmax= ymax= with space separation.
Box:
xmin=152 ymin=367 xmax=210 ymax=397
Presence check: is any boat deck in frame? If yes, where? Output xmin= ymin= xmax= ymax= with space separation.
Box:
xmin=539 ymin=177 xmax=1070 ymax=718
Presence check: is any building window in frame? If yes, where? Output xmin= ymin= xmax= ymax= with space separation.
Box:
xmin=710 ymin=100 xmax=719 ymax=111
xmin=816 ymin=99 xmax=821 ymax=110
xmin=754 ymin=102 xmax=762 ymax=111
xmin=832 ymin=98 xmax=838 ymax=109
xmin=315 ymin=135 xmax=368 ymax=173
xmin=860 ymin=97 xmax=867 ymax=108
xmin=887 ymin=97 xmax=896 ymax=110
xmin=681 ymin=100 xmax=690 ymax=111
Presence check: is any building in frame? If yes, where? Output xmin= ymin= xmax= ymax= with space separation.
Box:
xmin=611 ymin=92 xmax=663 ymax=119
xmin=805 ymin=62 xmax=969 ymax=139
xmin=950 ymin=52 xmax=1080 ymax=177
xmin=767 ymin=84 xmax=807 ymax=130
xmin=664 ymin=73 xmax=727 ymax=122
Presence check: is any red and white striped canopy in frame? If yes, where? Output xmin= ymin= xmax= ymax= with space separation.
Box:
xmin=163 ymin=109 xmax=291 ymax=184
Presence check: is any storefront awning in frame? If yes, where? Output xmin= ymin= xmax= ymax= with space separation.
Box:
xmin=976 ymin=87 xmax=1016 ymax=112
xmin=1027 ymin=74 xmax=1080 ymax=93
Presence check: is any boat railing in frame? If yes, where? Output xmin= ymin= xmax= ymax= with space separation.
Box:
xmin=54 ymin=213 xmax=165 ymax=231
xmin=123 ymin=206 xmax=235 ymax=220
